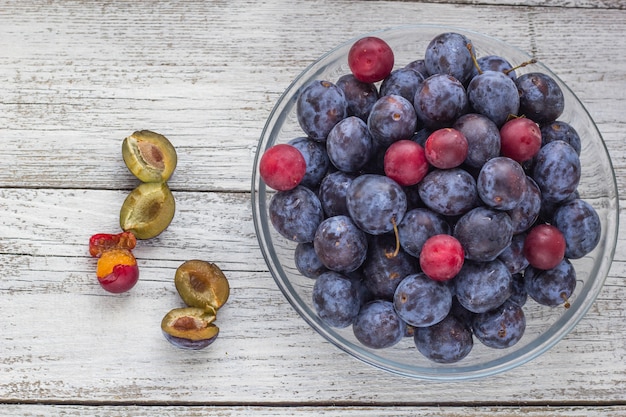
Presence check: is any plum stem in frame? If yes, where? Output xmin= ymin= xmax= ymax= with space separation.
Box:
xmin=504 ymin=58 xmax=538 ymax=75
xmin=385 ymin=216 xmax=401 ymax=259
xmin=391 ymin=216 xmax=400 ymax=258
xmin=467 ymin=43 xmax=482 ymax=75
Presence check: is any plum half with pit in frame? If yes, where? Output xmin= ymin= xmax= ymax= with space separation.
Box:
xmin=122 ymin=130 xmax=178 ymax=183
xmin=161 ymin=307 xmax=219 ymax=350
xmin=119 ymin=181 xmax=176 ymax=240
xmin=174 ymin=260 xmax=230 ymax=311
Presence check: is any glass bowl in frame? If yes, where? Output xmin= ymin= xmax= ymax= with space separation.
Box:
xmin=251 ymin=25 xmax=619 ymax=380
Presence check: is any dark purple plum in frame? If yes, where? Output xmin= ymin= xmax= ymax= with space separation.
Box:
xmin=393 ymin=273 xmax=452 ymax=327
xmin=335 ymin=73 xmax=379 ymax=122
xmin=363 ymin=234 xmax=418 ymax=300
xmin=380 ymin=67 xmax=425 ymax=103
xmin=538 ymin=190 xmax=579 ymax=224
xmin=552 ymin=198 xmax=601 ymax=259
xmin=524 ymin=258 xmax=576 ymax=307
xmin=326 ymin=116 xmax=373 ymax=172
xmin=367 ymin=94 xmax=418 ymax=147
xmin=294 ymin=242 xmax=327 ymax=279
xmin=449 ymin=296 xmax=475 ymax=327
xmin=345 ymin=269 xmax=374 ymax=307
xmin=269 ymin=185 xmax=324 ymax=243
xmin=497 ymin=233 xmax=529 ymax=275
xmin=414 ymin=74 xmax=468 ymax=130
xmin=452 ymin=113 xmax=501 ymax=168
xmin=471 ymin=55 xmax=517 ymax=80
xmin=467 ymin=70 xmax=520 ymax=127
xmin=414 ymin=313 xmax=473 ymax=363
xmin=507 ymin=176 xmax=542 ymax=233
xmin=410 ymin=127 xmax=432 ymax=147
xmin=472 ymin=300 xmax=526 ymax=349
xmin=288 ymin=136 xmax=330 ymax=189
xmin=297 ymin=80 xmax=348 ymax=141
xmin=318 ymin=170 xmax=356 ymax=218
xmin=453 ymin=206 xmax=514 ymax=262
xmin=532 ymin=140 xmax=581 ymax=203
xmin=353 ymin=300 xmax=406 ymax=349
xmin=314 ymin=215 xmax=368 ymax=273
xmin=424 ymin=32 xmax=475 ymax=84
xmin=417 ymin=168 xmax=478 ymax=217
xmin=540 ymin=121 xmax=582 ymax=155
xmin=516 ymin=72 xmax=564 ymax=124
xmin=398 ymin=208 xmax=451 ymax=258
xmin=346 ymin=174 xmax=407 ymax=235
xmin=508 ymin=272 xmax=528 ymax=307
xmin=477 ymin=156 xmax=527 ymax=211
xmin=403 ymin=183 xmax=425 ymax=210
xmin=455 ymin=259 xmax=513 ymax=314
xmin=404 ymin=59 xmax=429 ymax=78
xmin=312 ymin=271 xmax=361 ymax=328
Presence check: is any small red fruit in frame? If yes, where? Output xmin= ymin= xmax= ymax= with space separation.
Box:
xmin=523 ymin=224 xmax=566 ymax=270
xmin=96 ymin=248 xmax=140 ymax=293
xmin=259 ymin=144 xmax=306 ymax=191
xmin=420 ymin=234 xmax=465 ymax=281
xmin=348 ymin=36 xmax=394 ymax=83
xmin=500 ymin=117 xmax=542 ymax=163
xmin=424 ymin=128 xmax=468 ymax=169
xmin=384 ymin=140 xmax=430 ymax=186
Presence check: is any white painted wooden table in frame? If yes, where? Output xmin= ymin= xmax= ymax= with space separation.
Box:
xmin=1 ymin=1 xmax=624 ymax=415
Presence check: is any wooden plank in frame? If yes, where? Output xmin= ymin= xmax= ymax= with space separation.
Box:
xmin=0 ymin=1 xmax=623 ymax=191
xmin=0 ymin=0 xmax=624 ymax=410
xmin=1 ymin=405 xmax=626 ymax=417
xmin=409 ymin=0 xmax=625 ymax=9
xmin=0 ymin=189 xmax=623 ymax=403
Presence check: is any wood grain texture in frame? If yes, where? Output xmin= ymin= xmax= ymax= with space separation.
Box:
xmin=0 ymin=0 xmax=624 ymax=413
xmin=1 ymin=1 xmax=624 ymax=192
xmin=0 ymin=189 xmax=624 ymax=405
xmin=2 ymin=405 xmax=626 ymax=417
xmin=406 ymin=0 xmax=625 ymax=9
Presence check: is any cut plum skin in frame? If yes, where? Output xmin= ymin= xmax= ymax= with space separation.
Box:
xmin=89 ymin=231 xmax=137 ymax=258
xmin=96 ymin=249 xmax=140 ymax=293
